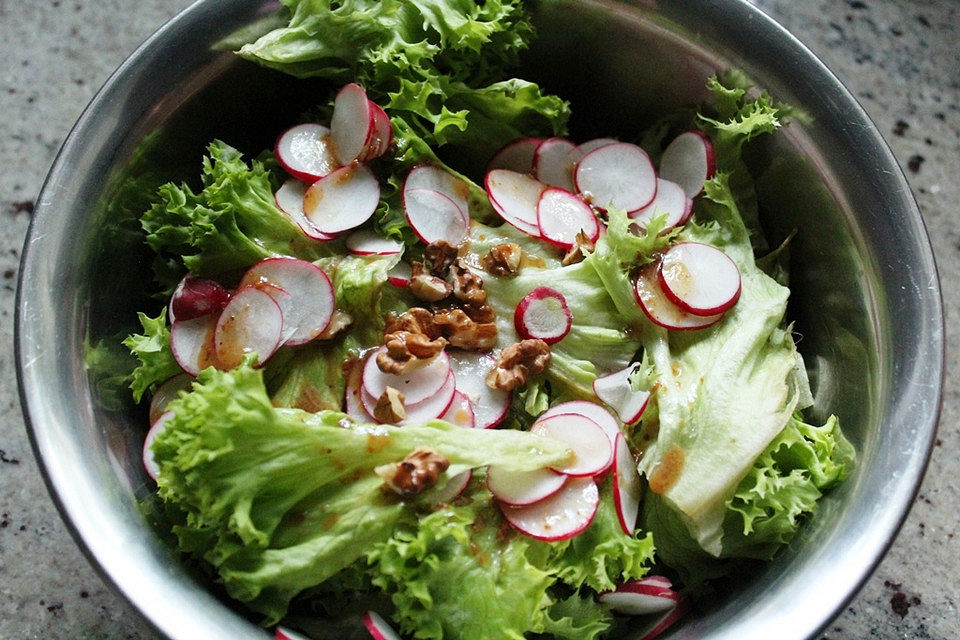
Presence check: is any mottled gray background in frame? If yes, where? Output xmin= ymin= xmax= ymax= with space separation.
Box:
xmin=0 ymin=1 xmax=956 ymax=638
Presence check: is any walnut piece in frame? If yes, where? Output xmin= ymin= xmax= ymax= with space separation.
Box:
xmin=378 ymin=308 xmax=448 ymax=374
xmin=482 ymin=243 xmax=522 ymax=277
xmin=486 ymin=339 xmax=551 ymax=391
xmin=375 ymin=448 xmax=450 ymax=497
xmin=409 ymin=262 xmax=453 ymax=302
xmin=374 ymin=386 xmax=406 ymax=423
xmin=433 ymin=307 xmax=498 ymax=351
xmin=424 ymin=240 xmax=459 ymax=276
xmin=561 ymin=231 xmax=596 ymax=266
xmin=448 ymin=259 xmax=487 ymax=306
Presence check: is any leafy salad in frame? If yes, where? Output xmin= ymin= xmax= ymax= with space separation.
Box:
xmin=117 ymin=1 xmax=854 ymax=638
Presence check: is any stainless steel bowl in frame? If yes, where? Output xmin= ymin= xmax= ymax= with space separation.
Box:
xmin=16 ymin=1 xmax=943 ymax=639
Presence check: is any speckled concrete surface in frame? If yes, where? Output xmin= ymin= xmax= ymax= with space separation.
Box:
xmin=0 ymin=1 xmax=956 ymax=639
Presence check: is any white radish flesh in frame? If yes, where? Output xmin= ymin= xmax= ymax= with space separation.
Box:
xmin=362 ymin=101 xmax=393 ymax=161
xmin=362 ymin=347 xmax=451 ymax=406
xmin=598 ymin=580 xmax=680 ymax=616
xmin=239 ymin=258 xmax=335 ymax=346
xmin=634 ymin=266 xmax=724 ymax=331
xmin=501 ymin=476 xmax=599 ymax=541
xmin=536 ymin=188 xmax=599 ymax=249
xmin=487 ymin=465 xmax=567 ymax=506
xmin=169 ymin=274 xmax=231 ymax=323
xmin=531 ymin=413 xmax=613 ymax=477
xmin=484 ymin=169 xmax=544 ymax=236
xmin=142 ymin=410 xmax=173 ymax=481
xmin=487 ymin=137 xmax=542 ymax=174
xmin=446 ymin=351 xmax=510 ymax=429
xmin=574 ymin=142 xmax=657 ymax=212
xmin=592 ymin=365 xmax=651 ymax=426
xmin=345 ymin=229 xmax=403 ymax=256
xmin=429 ymin=470 xmax=472 ymax=504
xmin=302 ymin=163 xmax=380 ymax=234
xmin=630 ymin=178 xmax=692 ymax=230
xmin=274 ymin=123 xmax=339 ymax=183
xmin=659 ymin=130 xmax=715 ymax=198
xmin=330 ymin=83 xmax=374 ymax=165
xmin=539 ymin=401 xmax=621 ymax=445
xmin=403 ymin=188 xmax=469 ymax=246
xmin=275 ymin=627 xmax=313 ymax=640
xmin=149 ymin=373 xmax=193 ymax=425
xmin=568 ymin=137 xmax=618 ymax=165
xmin=363 ymin=611 xmax=402 ymax=640
xmin=395 ymin=371 xmax=456 ymax=425
xmin=514 ymin=286 xmax=572 ymax=345
xmin=658 ymin=242 xmax=741 ymax=316
xmin=612 ymin=434 xmax=642 ymax=535
xmin=170 ymin=313 xmax=219 ymax=376
xmin=345 ymin=358 xmax=376 ymax=423
xmin=404 ymin=165 xmax=470 ymax=218
xmin=636 ymin=599 xmax=690 ymax=640
xmin=533 ymin=137 xmax=577 ymax=191
xmin=440 ymin=390 xmax=475 ymax=428
xmin=214 ymin=286 xmax=284 ymax=369
xmin=275 ymin=178 xmax=337 ymax=241
xmin=386 ymin=261 xmax=411 ymax=288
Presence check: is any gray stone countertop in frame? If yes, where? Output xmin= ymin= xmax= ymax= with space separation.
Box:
xmin=0 ymin=1 xmax=956 ymax=638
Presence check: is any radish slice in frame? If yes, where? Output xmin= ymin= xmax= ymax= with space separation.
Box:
xmin=636 ymin=598 xmax=690 ymax=640
xmin=274 ymin=123 xmax=339 ymax=184
xmin=275 ymin=627 xmax=313 ymax=640
xmin=612 ymin=435 xmax=642 ymax=534
xmin=630 ymin=178 xmax=692 ymax=230
xmin=531 ymin=413 xmax=613 ymax=477
xmin=275 ymin=178 xmax=338 ymax=241
xmin=568 ymin=137 xmax=618 ymax=165
xmin=446 ymin=352 xmax=510 ymax=429
xmin=404 ymin=165 xmax=470 ymax=217
xmin=634 ymin=265 xmax=724 ymax=331
xmin=429 ymin=470 xmax=472 ymax=504
xmin=142 ymin=410 xmax=173 ymax=481
xmin=658 ymin=242 xmax=741 ymax=316
xmin=346 ymin=229 xmax=403 ymax=256
xmin=484 ymin=169 xmax=544 ymax=236
xmin=362 ymin=347 xmax=451 ymax=406
xmin=395 ymin=371 xmax=456 ymax=425
xmin=362 ymin=101 xmax=393 ymax=161
xmin=574 ymin=142 xmax=657 ymax=212
xmin=239 ymin=257 xmax=335 ymax=346
xmin=331 ymin=83 xmax=375 ymax=164
xmin=440 ymin=390 xmax=476 ymax=428
xmin=536 ymin=188 xmax=600 ymax=249
xmin=598 ymin=580 xmax=680 ymax=616
xmin=148 ymin=373 xmax=193 ymax=425
xmin=363 ymin=611 xmax=402 ymax=640
xmin=386 ymin=261 xmax=411 ymax=288
xmin=488 ymin=137 xmax=542 ymax=174
xmin=514 ymin=286 xmax=572 ymax=345
xmin=539 ymin=401 xmax=621 ymax=444
xmin=170 ymin=313 xmax=219 ymax=376
xmin=638 ymin=575 xmax=673 ymax=589
xmin=533 ymin=137 xmax=577 ymax=191
xmin=345 ymin=358 xmax=376 ymax=423
xmin=592 ymin=365 xmax=650 ymax=426
xmin=403 ymin=188 xmax=469 ymax=246
xmin=302 ymin=163 xmax=380 ymax=234
xmin=169 ymin=274 xmax=231 ymax=323
xmin=487 ymin=465 xmax=567 ymax=506
xmin=214 ymin=286 xmax=284 ymax=369
xmin=501 ymin=476 xmax=599 ymax=541
xmin=659 ymin=130 xmax=715 ymax=198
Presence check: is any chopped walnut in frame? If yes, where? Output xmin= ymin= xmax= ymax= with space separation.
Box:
xmin=561 ymin=231 xmax=596 ymax=266
xmin=424 ymin=240 xmax=459 ymax=276
xmin=378 ymin=308 xmax=448 ymax=374
xmin=433 ymin=307 xmax=498 ymax=351
xmin=486 ymin=339 xmax=551 ymax=391
xmin=375 ymin=448 xmax=450 ymax=497
xmin=315 ymin=309 xmax=353 ymax=340
xmin=374 ymin=386 xmax=406 ymax=423
xmin=482 ymin=243 xmax=522 ymax=277
xmin=409 ymin=262 xmax=453 ymax=302
xmin=461 ymin=301 xmax=496 ymax=324
xmin=449 ymin=259 xmax=487 ymax=305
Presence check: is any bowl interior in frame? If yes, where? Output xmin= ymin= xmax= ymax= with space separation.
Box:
xmin=17 ymin=1 xmax=942 ymax=639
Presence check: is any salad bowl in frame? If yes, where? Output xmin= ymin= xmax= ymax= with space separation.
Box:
xmin=16 ymin=0 xmax=942 ymax=639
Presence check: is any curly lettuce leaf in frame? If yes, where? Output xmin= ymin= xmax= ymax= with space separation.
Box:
xmin=122 ymin=309 xmax=181 ymax=402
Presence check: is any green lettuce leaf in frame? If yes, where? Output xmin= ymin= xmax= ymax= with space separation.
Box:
xmin=122 ymin=309 xmax=181 ymax=402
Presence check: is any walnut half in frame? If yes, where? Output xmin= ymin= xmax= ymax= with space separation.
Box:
xmin=378 ymin=308 xmax=448 ymax=375
xmin=486 ymin=339 xmax=551 ymax=391
xmin=375 ymin=448 xmax=450 ymax=497
xmin=482 ymin=243 xmax=522 ymax=277
xmin=433 ymin=307 xmax=498 ymax=351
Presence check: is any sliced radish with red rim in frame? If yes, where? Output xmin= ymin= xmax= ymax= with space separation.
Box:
xmin=501 ymin=476 xmax=599 ymax=541
xmin=362 ymin=101 xmax=393 ymax=161
xmin=403 ymin=188 xmax=469 ymax=246
xmin=275 ymin=626 xmax=313 ymax=640
xmin=659 ymin=130 xmax=715 ymax=198
xmin=439 ymin=390 xmax=475 ymax=428
xmin=345 ymin=359 xmax=375 ymax=423
xmin=447 ymin=352 xmax=510 ymax=429
xmin=630 ymin=178 xmax=692 ymax=230
xmin=539 ymin=401 xmax=621 ymax=444
xmin=149 ymin=373 xmax=193 ymax=425
xmin=362 ymin=347 xmax=451 ymax=406
xmin=636 ymin=598 xmax=690 ymax=640
xmin=612 ymin=435 xmax=642 ymax=535
xmin=274 ymin=123 xmax=339 ymax=184
xmin=568 ymin=137 xmax=618 ymax=165
xmin=404 ymin=165 xmax=470 ymax=217
xmin=363 ymin=611 xmax=402 ymax=640
xmin=484 ymin=169 xmax=544 ymax=236
xmin=393 ymin=371 xmax=456 ymax=425
xmin=428 ymin=470 xmax=472 ymax=505
xmin=533 ymin=137 xmax=577 ymax=191
xmin=592 ymin=365 xmax=650 ymax=426
xmin=239 ymin=257 xmax=335 ymax=346
xmin=303 ymin=163 xmax=380 ymax=235
xmin=345 ymin=229 xmax=403 ymax=256
xmin=169 ymin=274 xmax=231 ymax=323
xmin=487 ymin=465 xmax=567 ymax=506
xmin=275 ymin=178 xmax=337 ymax=241
xmin=487 ymin=137 xmax=542 ymax=174
xmin=386 ymin=261 xmax=411 ymax=288
xmin=142 ymin=410 xmax=173 ymax=481
xmin=514 ymin=286 xmax=572 ymax=345
xmin=574 ymin=142 xmax=657 ymax=212
xmin=658 ymin=242 xmax=741 ymax=316
xmin=214 ymin=286 xmax=284 ymax=369
xmin=170 ymin=313 xmax=219 ymax=376
xmin=536 ymin=188 xmax=599 ymax=249
xmin=634 ymin=265 xmax=724 ymax=331
xmin=598 ymin=579 xmax=680 ymax=616
xmin=331 ymin=83 xmax=375 ymax=165
xmin=531 ymin=413 xmax=613 ymax=477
